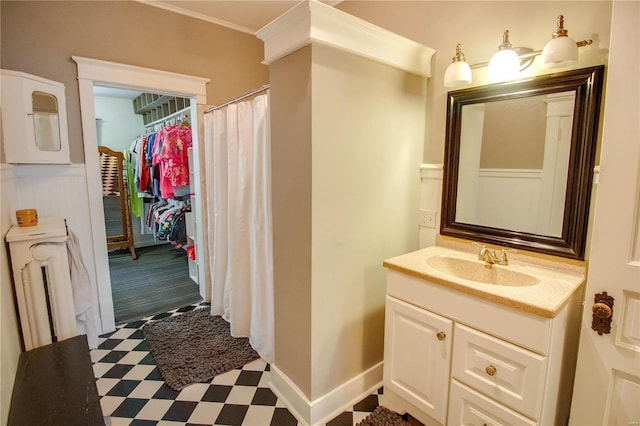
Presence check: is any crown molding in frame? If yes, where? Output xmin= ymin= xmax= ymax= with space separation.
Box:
xmin=134 ymin=0 xmax=256 ymax=34
xmin=257 ymin=0 xmax=435 ymax=77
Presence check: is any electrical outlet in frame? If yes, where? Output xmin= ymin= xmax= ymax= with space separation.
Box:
xmin=419 ymin=209 xmax=436 ymax=228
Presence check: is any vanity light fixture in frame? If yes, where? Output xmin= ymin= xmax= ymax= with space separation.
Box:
xmin=541 ymin=15 xmax=591 ymax=67
xmin=444 ymin=43 xmax=472 ymax=88
xmin=443 ymin=15 xmax=593 ymax=87
xmin=487 ymin=30 xmax=521 ymax=82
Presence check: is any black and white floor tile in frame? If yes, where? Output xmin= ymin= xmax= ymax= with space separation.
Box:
xmin=93 ymin=304 xmax=383 ymax=425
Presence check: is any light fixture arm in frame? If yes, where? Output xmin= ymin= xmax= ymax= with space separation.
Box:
xmin=468 ymin=39 xmax=592 ymax=70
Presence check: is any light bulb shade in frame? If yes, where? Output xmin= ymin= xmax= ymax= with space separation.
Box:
xmin=487 ymin=49 xmax=520 ymax=82
xmin=541 ymin=36 xmax=578 ymax=67
xmin=444 ymin=60 xmax=472 ymax=88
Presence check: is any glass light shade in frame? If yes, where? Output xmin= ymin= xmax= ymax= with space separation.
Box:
xmin=487 ymin=49 xmax=520 ymax=82
xmin=444 ymin=61 xmax=472 ymax=88
xmin=541 ymin=36 xmax=578 ymax=67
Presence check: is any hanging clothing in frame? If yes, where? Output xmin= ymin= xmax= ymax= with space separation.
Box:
xmin=205 ymin=93 xmax=274 ymax=364
xmin=123 ymin=149 xmax=142 ymax=218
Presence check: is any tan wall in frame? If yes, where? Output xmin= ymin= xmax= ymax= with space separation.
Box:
xmin=336 ymin=1 xmax=613 ymax=165
xmin=480 ymin=97 xmax=546 ymax=169
xmin=270 ymin=46 xmax=313 ymax=397
xmin=1 ymin=0 xmax=269 ymax=163
xmin=309 ymin=44 xmax=425 ymax=399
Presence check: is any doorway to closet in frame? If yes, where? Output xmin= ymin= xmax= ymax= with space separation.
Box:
xmin=74 ymin=56 xmax=210 ymax=334
xmin=94 ymin=86 xmax=202 ymax=323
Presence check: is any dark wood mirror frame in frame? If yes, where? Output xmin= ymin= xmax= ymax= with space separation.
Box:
xmin=441 ymin=65 xmax=605 ymax=259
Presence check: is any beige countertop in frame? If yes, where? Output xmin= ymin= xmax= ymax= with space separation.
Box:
xmin=383 ymin=244 xmax=586 ymax=318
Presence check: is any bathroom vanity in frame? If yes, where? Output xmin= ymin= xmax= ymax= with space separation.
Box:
xmin=381 ymin=242 xmax=586 ymax=426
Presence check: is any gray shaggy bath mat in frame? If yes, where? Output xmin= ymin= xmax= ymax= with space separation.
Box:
xmin=356 ymin=406 xmax=413 ymax=426
xmin=143 ymin=308 xmax=259 ymax=390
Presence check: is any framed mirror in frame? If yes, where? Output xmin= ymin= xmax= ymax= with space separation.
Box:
xmin=441 ymin=66 xmax=604 ymax=259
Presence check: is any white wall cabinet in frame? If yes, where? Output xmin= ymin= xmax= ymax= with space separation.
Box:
xmin=382 ymin=269 xmax=582 ymax=426
xmin=1 ymin=70 xmax=70 ymax=164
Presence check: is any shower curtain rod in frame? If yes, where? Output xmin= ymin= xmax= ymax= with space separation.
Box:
xmin=205 ymin=84 xmax=270 ymax=113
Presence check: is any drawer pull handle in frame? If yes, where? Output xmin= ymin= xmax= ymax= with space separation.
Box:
xmin=436 ymin=331 xmax=446 ymax=341
xmin=485 ymin=365 xmax=497 ymax=376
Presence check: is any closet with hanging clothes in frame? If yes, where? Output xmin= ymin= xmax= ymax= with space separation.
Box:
xmin=129 ymin=118 xmax=194 ymax=252
xmin=94 ymin=87 xmax=202 ymax=324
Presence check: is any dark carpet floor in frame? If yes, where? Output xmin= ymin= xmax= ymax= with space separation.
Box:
xmin=109 ymin=244 xmax=203 ymax=324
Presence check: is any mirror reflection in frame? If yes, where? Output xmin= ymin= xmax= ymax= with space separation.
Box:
xmin=456 ymin=91 xmax=575 ymax=237
xmin=32 ymin=91 xmax=62 ymax=152
xmin=441 ymin=66 xmax=604 ymax=259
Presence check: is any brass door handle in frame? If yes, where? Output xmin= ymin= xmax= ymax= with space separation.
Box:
xmin=485 ymin=365 xmax=497 ymax=376
xmin=591 ymin=291 xmax=614 ymax=335
xmin=593 ymin=302 xmax=612 ymax=318
xmin=436 ymin=331 xmax=446 ymax=341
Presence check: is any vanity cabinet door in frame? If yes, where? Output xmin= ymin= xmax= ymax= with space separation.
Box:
xmin=383 ymin=296 xmax=453 ymax=424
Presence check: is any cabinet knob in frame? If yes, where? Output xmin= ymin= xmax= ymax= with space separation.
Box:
xmin=485 ymin=364 xmax=497 ymax=376
xmin=436 ymin=331 xmax=446 ymax=341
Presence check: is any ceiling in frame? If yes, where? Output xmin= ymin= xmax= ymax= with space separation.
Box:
xmin=139 ymin=0 xmax=342 ymax=34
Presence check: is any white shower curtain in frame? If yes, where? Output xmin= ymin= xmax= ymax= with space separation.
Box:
xmin=204 ymin=93 xmax=274 ymax=364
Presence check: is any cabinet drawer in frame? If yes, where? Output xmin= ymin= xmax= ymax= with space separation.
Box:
xmin=448 ymin=380 xmax=537 ymax=426
xmin=452 ymin=323 xmax=547 ymax=419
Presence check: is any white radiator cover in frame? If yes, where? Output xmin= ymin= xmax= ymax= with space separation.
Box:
xmin=6 ymin=217 xmax=77 ymax=350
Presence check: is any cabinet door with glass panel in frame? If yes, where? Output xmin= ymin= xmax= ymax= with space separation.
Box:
xmin=1 ymin=70 xmax=70 ymax=164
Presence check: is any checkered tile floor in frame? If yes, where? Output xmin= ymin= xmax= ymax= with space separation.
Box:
xmin=93 ymin=304 xmax=383 ymax=425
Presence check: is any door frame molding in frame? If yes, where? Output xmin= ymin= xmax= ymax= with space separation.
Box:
xmin=72 ymin=56 xmax=209 ymax=333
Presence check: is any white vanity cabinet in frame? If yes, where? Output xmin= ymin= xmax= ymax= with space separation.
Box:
xmin=382 ymin=269 xmax=583 ymax=426
xmin=1 ymin=70 xmax=71 ymax=164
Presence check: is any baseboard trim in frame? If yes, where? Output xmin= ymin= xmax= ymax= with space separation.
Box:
xmin=269 ymin=361 xmax=383 ymax=426
xmin=98 ymin=298 xmax=115 ymax=335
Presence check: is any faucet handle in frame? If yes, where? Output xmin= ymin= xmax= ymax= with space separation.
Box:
xmin=497 ymin=248 xmax=517 ymax=265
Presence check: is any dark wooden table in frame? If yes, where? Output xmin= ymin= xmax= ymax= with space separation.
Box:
xmin=8 ymin=334 xmax=105 ymax=425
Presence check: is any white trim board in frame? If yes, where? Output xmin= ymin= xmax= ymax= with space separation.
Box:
xmin=269 ymin=362 xmax=383 ymax=426
xmin=72 ymin=56 xmax=209 ymax=103
xmin=257 ymin=0 xmax=435 ymax=77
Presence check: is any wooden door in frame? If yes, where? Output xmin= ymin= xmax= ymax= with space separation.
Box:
xmin=569 ymin=2 xmax=640 ymax=424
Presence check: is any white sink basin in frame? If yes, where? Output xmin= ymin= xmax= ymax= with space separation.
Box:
xmin=425 ymin=255 xmax=540 ymax=287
